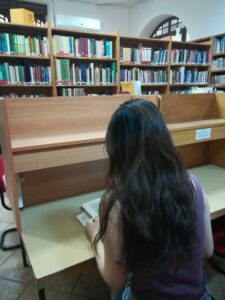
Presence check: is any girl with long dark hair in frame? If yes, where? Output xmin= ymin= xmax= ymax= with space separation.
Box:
xmin=86 ymin=99 xmax=213 ymax=300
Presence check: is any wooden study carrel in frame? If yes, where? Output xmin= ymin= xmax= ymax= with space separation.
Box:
xmin=1 ymin=92 xmax=225 ymax=296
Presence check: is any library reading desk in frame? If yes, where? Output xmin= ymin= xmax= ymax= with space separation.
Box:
xmin=1 ymin=93 xmax=225 ymax=299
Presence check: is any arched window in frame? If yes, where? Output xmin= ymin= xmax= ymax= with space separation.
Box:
xmin=151 ymin=17 xmax=187 ymax=41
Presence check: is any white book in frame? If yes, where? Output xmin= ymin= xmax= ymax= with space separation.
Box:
xmin=76 ymin=197 xmax=101 ymax=226
xmin=82 ymin=197 xmax=101 ymax=218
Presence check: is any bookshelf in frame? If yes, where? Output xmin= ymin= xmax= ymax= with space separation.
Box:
xmin=169 ymin=41 xmax=211 ymax=94
xmin=2 ymin=22 xmax=224 ymax=97
xmin=211 ymin=33 xmax=225 ymax=92
xmin=0 ymin=22 xmax=54 ymax=98
xmin=119 ymin=35 xmax=170 ymax=95
xmin=51 ymin=27 xmax=119 ymax=96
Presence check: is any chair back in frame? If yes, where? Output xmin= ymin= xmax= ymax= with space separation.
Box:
xmin=212 ymin=216 xmax=225 ymax=256
xmin=0 ymin=157 xmax=6 ymax=193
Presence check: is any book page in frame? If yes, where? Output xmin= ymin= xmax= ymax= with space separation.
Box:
xmin=76 ymin=211 xmax=92 ymax=227
xmin=81 ymin=197 xmax=101 ymax=218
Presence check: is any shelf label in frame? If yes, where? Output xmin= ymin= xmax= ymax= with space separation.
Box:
xmin=195 ymin=128 xmax=212 ymax=140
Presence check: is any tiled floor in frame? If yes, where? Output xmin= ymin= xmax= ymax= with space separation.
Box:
xmin=0 ymin=192 xmax=225 ymax=300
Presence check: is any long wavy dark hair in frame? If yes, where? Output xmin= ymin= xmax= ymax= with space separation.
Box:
xmin=95 ymin=99 xmax=196 ymax=272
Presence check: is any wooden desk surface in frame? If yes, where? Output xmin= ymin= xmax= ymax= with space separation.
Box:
xmin=21 ymin=164 xmax=225 ymax=280
xmin=189 ymin=164 xmax=225 ymax=220
xmin=21 ymin=190 xmax=103 ymax=280
xmin=12 ymin=119 xmax=225 ymax=152
xmin=11 ymin=119 xmax=225 ymax=173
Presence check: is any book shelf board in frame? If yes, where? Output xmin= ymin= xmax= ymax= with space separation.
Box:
xmin=0 ymin=22 xmax=48 ymax=32
xmin=52 ymin=27 xmax=117 ymax=39
xmin=0 ymin=54 xmax=50 ymax=60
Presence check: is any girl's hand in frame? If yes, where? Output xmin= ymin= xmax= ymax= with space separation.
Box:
xmin=85 ymin=216 xmax=100 ymax=243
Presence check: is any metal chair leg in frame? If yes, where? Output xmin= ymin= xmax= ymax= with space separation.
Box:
xmin=0 ymin=228 xmax=21 ymax=251
xmin=38 ymin=288 xmax=46 ymax=300
xmin=20 ymin=237 xmax=28 ymax=267
xmin=0 ymin=192 xmax=11 ymax=210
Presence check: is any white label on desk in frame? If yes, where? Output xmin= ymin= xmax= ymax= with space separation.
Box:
xmin=195 ymin=128 xmax=212 ymax=140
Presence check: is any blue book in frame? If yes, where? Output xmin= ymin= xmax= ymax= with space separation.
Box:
xmin=1 ymin=34 xmax=6 ymax=54
xmin=105 ymin=40 xmax=110 ymax=58
xmin=80 ymin=63 xmax=87 ymax=83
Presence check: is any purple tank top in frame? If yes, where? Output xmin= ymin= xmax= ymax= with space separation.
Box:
xmin=130 ymin=175 xmax=206 ymax=300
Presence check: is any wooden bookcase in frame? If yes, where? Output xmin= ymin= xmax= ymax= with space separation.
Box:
xmin=119 ymin=35 xmax=170 ymax=95
xmin=0 ymin=94 xmax=159 ymax=297
xmin=3 ymin=22 xmax=225 ymax=97
xmin=169 ymin=40 xmax=211 ymax=94
xmin=0 ymin=22 xmax=54 ymax=98
xmin=211 ymin=33 xmax=225 ymax=91
xmin=51 ymin=27 xmax=119 ymax=96
xmin=192 ymin=33 xmax=225 ymax=93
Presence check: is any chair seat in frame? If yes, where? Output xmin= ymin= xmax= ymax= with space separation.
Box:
xmin=213 ymin=229 xmax=225 ymax=255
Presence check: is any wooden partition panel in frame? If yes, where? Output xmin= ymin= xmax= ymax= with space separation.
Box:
xmin=21 ymin=159 xmax=108 ymax=207
xmin=160 ymin=93 xmax=219 ymax=123
xmin=6 ymin=95 xmax=132 ymax=140
xmin=215 ymin=93 xmax=225 ymax=118
xmin=209 ymin=139 xmax=225 ymax=168
xmin=177 ymin=142 xmax=210 ymax=169
xmin=131 ymin=95 xmax=159 ymax=105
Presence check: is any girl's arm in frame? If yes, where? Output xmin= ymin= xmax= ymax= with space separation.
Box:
xmin=203 ymin=190 xmax=214 ymax=258
xmin=86 ymin=202 xmax=126 ymax=289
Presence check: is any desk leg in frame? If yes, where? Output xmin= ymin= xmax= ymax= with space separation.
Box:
xmin=20 ymin=236 xmax=28 ymax=267
xmin=38 ymin=288 xmax=46 ymax=300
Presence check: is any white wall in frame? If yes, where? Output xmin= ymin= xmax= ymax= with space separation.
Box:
xmin=28 ymin=0 xmax=225 ymax=39
xmin=51 ymin=0 xmax=129 ymax=35
xmin=129 ymin=0 xmax=225 ymax=39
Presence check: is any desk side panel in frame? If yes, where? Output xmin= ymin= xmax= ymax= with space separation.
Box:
xmin=177 ymin=142 xmax=210 ymax=169
xmin=215 ymin=93 xmax=225 ymax=118
xmin=0 ymin=100 xmax=21 ymax=230
xmin=209 ymin=139 xmax=225 ymax=168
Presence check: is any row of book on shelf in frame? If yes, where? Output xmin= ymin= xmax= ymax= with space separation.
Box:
xmin=170 ymin=68 xmax=208 ymax=84
xmin=120 ymin=69 xmax=167 ymax=84
xmin=55 ymin=59 xmax=117 ymax=85
xmin=120 ymin=47 xmax=168 ymax=65
xmin=0 ymin=33 xmax=49 ymax=57
xmin=0 ymin=63 xmax=51 ymax=85
xmin=53 ymin=35 xmax=113 ymax=58
xmin=211 ymin=74 xmax=225 ymax=85
xmin=171 ymin=49 xmax=210 ymax=65
xmin=211 ymin=57 xmax=225 ymax=70
xmin=213 ymin=36 xmax=225 ymax=54
xmin=59 ymin=87 xmax=85 ymax=96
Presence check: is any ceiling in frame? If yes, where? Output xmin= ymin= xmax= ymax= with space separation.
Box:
xmin=67 ymin=0 xmax=145 ymax=6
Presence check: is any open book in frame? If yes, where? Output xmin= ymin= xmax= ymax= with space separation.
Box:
xmin=76 ymin=197 xmax=101 ymax=226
